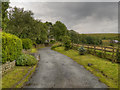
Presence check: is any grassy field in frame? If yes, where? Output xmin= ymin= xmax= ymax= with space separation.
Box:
xmin=2 ymin=64 xmax=37 ymax=88
xmin=82 ymin=33 xmax=119 ymax=40
xmin=53 ymin=46 xmax=119 ymax=88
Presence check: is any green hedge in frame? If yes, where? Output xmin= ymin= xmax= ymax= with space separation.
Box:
xmin=2 ymin=32 xmax=22 ymax=64
xmin=22 ymin=38 xmax=32 ymax=50
xmin=16 ymin=54 xmax=37 ymax=66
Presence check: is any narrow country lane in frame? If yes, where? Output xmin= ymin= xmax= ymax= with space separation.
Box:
xmin=24 ymin=47 xmax=107 ymax=88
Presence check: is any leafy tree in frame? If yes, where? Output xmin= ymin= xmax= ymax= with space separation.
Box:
xmin=2 ymin=1 xmax=9 ymax=30
xmin=68 ymin=30 xmax=80 ymax=44
xmin=22 ymin=38 xmax=33 ymax=50
xmin=6 ymin=7 xmax=48 ymax=43
xmin=62 ymin=36 xmax=71 ymax=50
xmin=51 ymin=21 xmax=68 ymax=41
xmin=36 ymin=21 xmax=48 ymax=44
xmin=0 ymin=2 xmax=1 ymax=28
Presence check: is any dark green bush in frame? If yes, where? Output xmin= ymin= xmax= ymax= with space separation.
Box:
xmin=2 ymin=32 xmax=22 ymax=64
xmin=72 ymin=45 xmax=79 ymax=50
xmin=62 ymin=36 xmax=71 ymax=50
xmin=33 ymin=42 xmax=37 ymax=48
xmin=96 ymin=51 xmax=102 ymax=57
xmin=78 ymin=46 xmax=86 ymax=55
xmin=50 ymin=40 xmax=56 ymax=44
xmin=22 ymin=38 xmax=32 ymax=50
xmin=16 ymin=54 xmax=37 ymax=66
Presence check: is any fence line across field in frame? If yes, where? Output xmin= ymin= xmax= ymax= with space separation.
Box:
xmin=73 ymin=44 xmax=119 ymax=62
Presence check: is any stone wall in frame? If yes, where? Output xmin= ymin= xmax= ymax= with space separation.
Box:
xmin=2 ymin=60 xmax=15 ymax=74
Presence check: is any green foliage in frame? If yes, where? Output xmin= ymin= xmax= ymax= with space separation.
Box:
xmin=0 ymin=2 xmax=1 ymax=28
xmin=50 ymin=40 xmax=56 ymax=44
xmin=78 ymin=46 xmax=86 ymax=55
xmin=22 ymin=38 xmax=32 ymax=50
xmin=51 ymin=44 xmax=62 ymax=50
xmin=2 ymin=32 xmax=22 ymax=64
xmin=51 ymin=21 xmax=68 ymax=41
xmin=33 ymin=42 xmax=37 ymax=47
xmin=96 ymin=51 xmax=103 ymax=58
xmin=62 ymin=36 xmax=71 ymax=50
xmin=2 ymin=2 xmax=9 ymax=30
xmin=83 ymin=33 xmax=119 ymax=40
xmin=16 ymin=54 xmax=37 ymax=66
xmin=72 ymin=45 xmax=79 ymax=50
xmin=68 ymin=30 xmax=80 ymax=44
xmin=6 ymin=7 xmax=48 ymax=42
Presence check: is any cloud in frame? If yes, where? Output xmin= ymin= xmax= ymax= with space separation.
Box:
xmin=9 ymin=1 xmax=118 ymax=33
xmin=9 ymin=0 xmax=119 ymax=2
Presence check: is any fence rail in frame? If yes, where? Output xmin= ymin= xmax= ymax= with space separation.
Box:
xmin=73 ymin=44 xmax=119 ymax=62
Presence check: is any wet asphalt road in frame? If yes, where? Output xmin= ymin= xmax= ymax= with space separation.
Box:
xmin=24 ymin=47 xmax=107 ymax=88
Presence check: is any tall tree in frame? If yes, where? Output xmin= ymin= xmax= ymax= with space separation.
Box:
xmin=68 ymin=30 xmax=80 ymax=44
xmin=0 ymin=1 xmax=1 ymax=28
xmin=51 ymin=21 xmax=67 ymax=41
xmin=36 ymin=20 xmax=48 ymax=44
xmin=6 ymin=7 xmax=40 ymax=41
xmin=2 ymin=1 xmax=9 ymax=30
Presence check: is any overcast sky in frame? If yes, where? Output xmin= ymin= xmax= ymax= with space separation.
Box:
xmin=9 ymin=0 xmax=118 ymax=34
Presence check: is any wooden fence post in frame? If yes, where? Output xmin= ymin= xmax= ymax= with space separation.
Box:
xmin=112 ymin=46 xmax=115 ymax=62
xmin=88 ymin=45 xmax=89 ymax=53
xmin=94 ymin=45 xmax=96 ymax=55
xmin=101 ymin=45 xmax=104 ymax=58
xmin=104 ymin=47 xmax=106 ymax=58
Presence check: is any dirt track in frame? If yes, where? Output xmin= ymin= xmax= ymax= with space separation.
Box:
xmin=24 ymin=47 xmax=107 ymax=88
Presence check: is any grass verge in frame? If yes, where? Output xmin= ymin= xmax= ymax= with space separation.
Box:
xmin=53 ymin=46 xmax=119 ymax=88
xmin=2 ymin=64 xmax=37 ymax=88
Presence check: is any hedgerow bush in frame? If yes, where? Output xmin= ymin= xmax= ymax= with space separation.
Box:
xmin=2 ymin=32 xmax=22 ymax=64
xmin=78 ymin=46 xmax=86 ymax=55
xmin=22 ymin=38 xmax=33 ymax=50
xmin=16 ymin=54 xmax=37 ymax=66
xmin=62 ymin=36 xmax=71 ymax=50
xmin=96 ymin=51 xmax=102 ymax=58
xmin=72 ymin=45 xmax=79 ymax=50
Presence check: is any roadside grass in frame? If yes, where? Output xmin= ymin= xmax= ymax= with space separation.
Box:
xmin=30 ymin=47 xmax=37 ymax=53
xmin=2 ymin=66 xmax=34 ymax=88
xmin=53 ymin=46 xmax=119 ymax=88
xmin=15 ymin=64 xmax=37 ymax=88
xmin=36 ymin=44 xmax=45 ymax=49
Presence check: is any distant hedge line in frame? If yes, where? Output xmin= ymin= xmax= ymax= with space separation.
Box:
xmin=2 ymin=32 xmax=23 ymax=64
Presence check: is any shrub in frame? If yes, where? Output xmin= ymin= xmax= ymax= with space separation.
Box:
xmin=50 ymin=40 xmax=56 ymax=44
xmin=16 ymin=54 xmax=37 ymax=66
xmin=62 ymin=36 xmax=71 ymax=50
xmin=96 ymin=51 xmax=102 ymax=58
xmin=2 ymin=32 xmax=22 ymax=64
xmin=33 ymin=42 xmax=37 ymax=48
xmin=72 ymin=45 xmax=79 ymax=50
xmin=78 ymin=46 xmax=86 ymax=55
xmin=22 ymin=38 xmax=32 ymax=50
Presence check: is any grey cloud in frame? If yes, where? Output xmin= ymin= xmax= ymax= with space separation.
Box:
xmin=10 ymin=2 xmax=118 ymax=33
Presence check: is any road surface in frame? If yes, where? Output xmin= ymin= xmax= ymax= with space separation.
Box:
xmin=24 ymin=47 xmax=107 ymax=88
